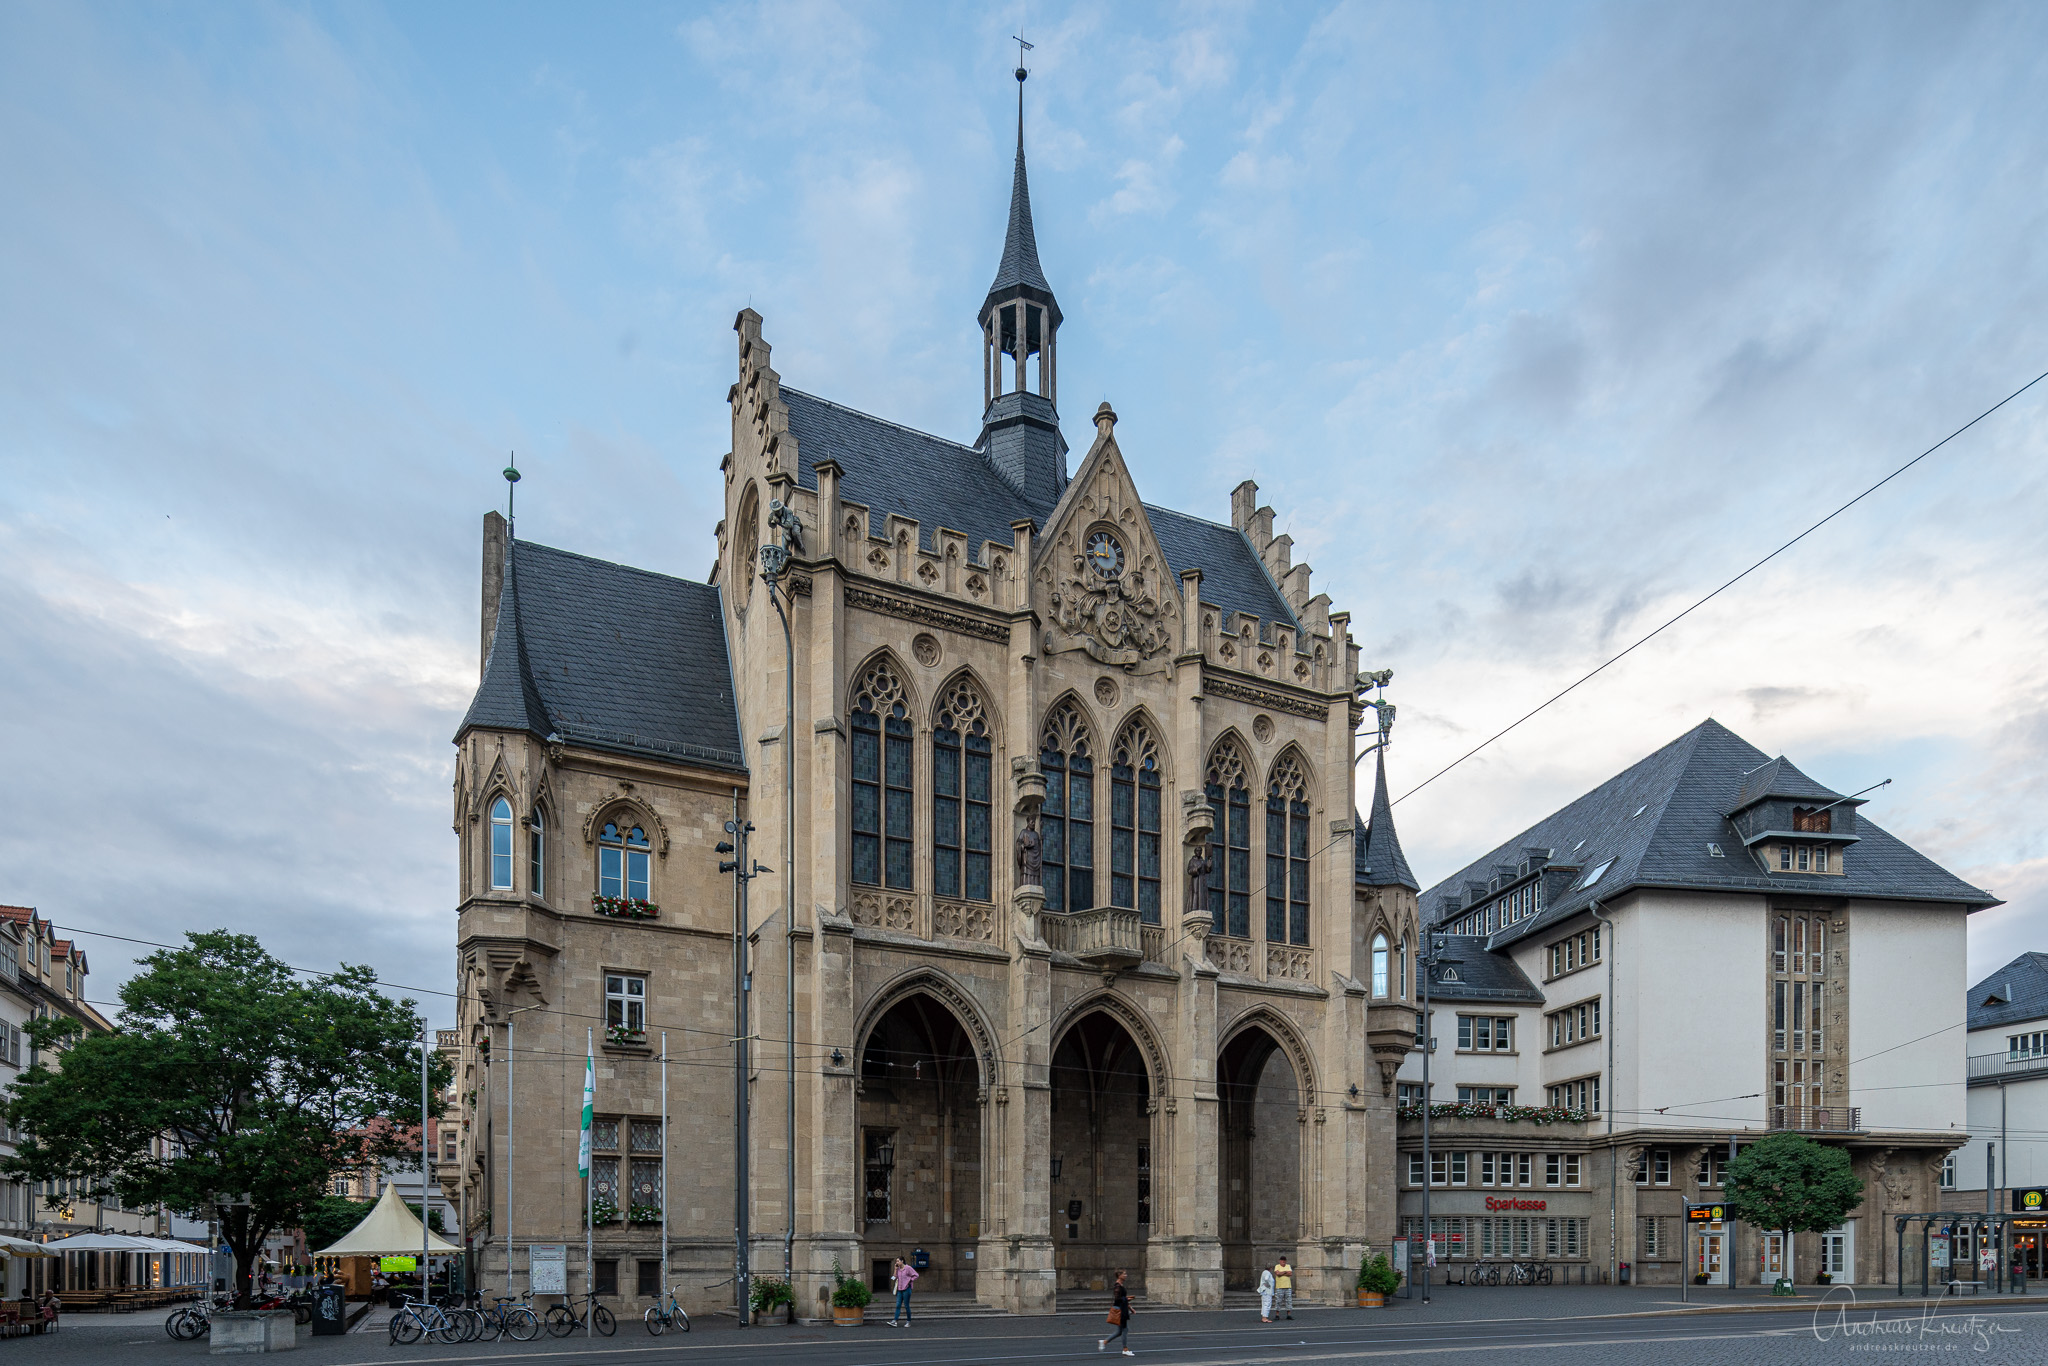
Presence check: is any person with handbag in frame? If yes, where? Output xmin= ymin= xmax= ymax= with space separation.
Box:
xmin=1098 ymin=1269 xmax=1133 ymax=1355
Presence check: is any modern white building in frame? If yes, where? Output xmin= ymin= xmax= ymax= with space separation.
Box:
xmin=1388 ymin=719 xmax=1996 ymax=1288
xmin=1948 ymin=952 xmax=2048 ymax=1278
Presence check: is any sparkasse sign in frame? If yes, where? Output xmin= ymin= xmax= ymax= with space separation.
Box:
xmin=1484 ymin=1196 xmax=1546 ymax=1211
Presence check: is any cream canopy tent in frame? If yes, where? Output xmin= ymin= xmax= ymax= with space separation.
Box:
xmin=313 ymin=1184 xmax=461 ymax=1258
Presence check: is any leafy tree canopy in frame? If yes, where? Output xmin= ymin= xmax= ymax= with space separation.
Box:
xmin=1725 ymin=1132 xmax=1865 ymax=1235
xmin=2 ymin=930 xmax=449 ymax=1301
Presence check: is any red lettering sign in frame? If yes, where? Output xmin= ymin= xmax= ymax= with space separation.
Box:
xmin=1483 ymin=1197 xmax=1548 ymax=1211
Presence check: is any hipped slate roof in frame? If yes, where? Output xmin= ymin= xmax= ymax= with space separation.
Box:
xmin=1423 ymin=936 xmax=1544 ymax=1005
xmin=1420 ymin=718 xmax=1998 ymax=947
xmin=1356 ymin=752 xmax=1419 ymax=891
xmin=458 ymin=540 xmax=745 ymax=773
xmin=781 ymin=388 xmax=1300 ymax=636
xmin=1968 ymin=952 xmax=2048 ymax=1033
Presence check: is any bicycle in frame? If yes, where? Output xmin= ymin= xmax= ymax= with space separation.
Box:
xmin=643 ymin=1285 xmax=691 ymax=1335
xmin=1533 ymin=1263 xmax=1554 ymax=1285
xmin=545 ymin=1292 xmax=616 ymax=1337
xmin=165 ymin=1295 xmax=227 ymax=1340
xmin=435 ymin=1293 xmax=486 ymax=1343
xmin=478 ymin=1294 xmax=543 ymax=1342
xmin=388 ymin=1293 xmax=462 ymax=1345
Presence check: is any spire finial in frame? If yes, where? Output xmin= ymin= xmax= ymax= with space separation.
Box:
xmin=503 ymin=454 xmax=521 ymax=537
xmin=1012 ymin=35 xmax=1034 ymax=149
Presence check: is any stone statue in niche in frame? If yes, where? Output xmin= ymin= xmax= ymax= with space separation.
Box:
xmin=1184 ymin=835 xmax=1213 ymax=920
xmin=1016 ymin=812 xmax=1043 ymax=890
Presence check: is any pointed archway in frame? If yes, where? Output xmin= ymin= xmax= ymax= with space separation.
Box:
xmin=1217 ymin=1025 xmax=1302 ymax=1290
xmin=1048 ymin=1008 xmax=1153 ymax=1293
xmin=856 ymin=992 xmax=985 ymax=1296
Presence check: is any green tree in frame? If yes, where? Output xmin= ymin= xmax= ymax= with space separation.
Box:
xmin=1725 ymin=1132 xmax=1865 ymax=1246
xmin=298 ymin=1195 xmax=376 ymax=1253
xmin=1 ymin=931 xmax=448 ymax=1303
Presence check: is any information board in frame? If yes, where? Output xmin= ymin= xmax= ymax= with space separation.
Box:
xmin=529 ymin=1244 xmax=567 ymax=1295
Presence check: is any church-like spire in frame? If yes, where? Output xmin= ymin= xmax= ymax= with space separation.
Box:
xmin=1357 ymin=752 xmax=1420 ymax=892
xmin=976 ymin=54 xmax=1067 ymax=505
xmin=459 ymin=539 xmax=552 ymax=743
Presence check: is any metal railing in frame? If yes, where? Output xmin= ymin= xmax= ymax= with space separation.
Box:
xmin=1968 ymin=1051 xmax=2048 ymax=1082
xmin=1769 ymin=1105 xmax=1861 ymax=1132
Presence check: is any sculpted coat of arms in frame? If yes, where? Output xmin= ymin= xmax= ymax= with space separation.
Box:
xmin=1040 ymin=524 xmax=1176 ymax=671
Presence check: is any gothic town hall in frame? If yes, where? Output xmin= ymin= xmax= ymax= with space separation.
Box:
xmin=447 ymin=92 xmax=1421 ymax=1317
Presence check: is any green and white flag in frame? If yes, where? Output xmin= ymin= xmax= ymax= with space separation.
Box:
xmin=578 ymin=1048 xmax=595 ymax=1178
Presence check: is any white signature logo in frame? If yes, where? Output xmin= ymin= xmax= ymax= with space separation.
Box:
xmin=1811 ymin=1285 xmax=2022 ymax=1353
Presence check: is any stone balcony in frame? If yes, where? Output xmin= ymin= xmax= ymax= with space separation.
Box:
xmin=1044 ymin=907 xmax=1145 ymax=972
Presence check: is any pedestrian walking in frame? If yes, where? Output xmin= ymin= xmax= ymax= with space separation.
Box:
xmin=1257 ymin=1264 xmax=1275 ymax=1322
xmin=889 ymin=1257 xmax=918 ymax=1327
xmin=1272 ymin=1256 xmax=1293 ymax=1319
xmin=1099 ymin=1269 xmax=1133 ymax=1355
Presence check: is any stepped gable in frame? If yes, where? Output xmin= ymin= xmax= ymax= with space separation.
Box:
xmin=457 ymin=539 xmax=744 ymax=772
xmin=1420 ymin=718 xmax=1998 ymax=945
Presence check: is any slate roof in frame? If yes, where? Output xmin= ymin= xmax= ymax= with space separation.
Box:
xmin=986 ymin=145 xmax=1054 ymax=305
xmin=1419 ymin=718 xmax=1999 ymax=948
xmin=1729 ymin=756 xmax=1844 ymax=812
xmin=458 ymin=540 xmax=745 ymax=773
xmin=1968 ymin=952 xmax=2048 ymax=1032
xmin=1423 ymin=936 xmax=1545 ymax=1005
xmin=1356 ymin=752 xmax=1419 ymax=891
xmin=780 ymin=389 xmax=1300 ymax=636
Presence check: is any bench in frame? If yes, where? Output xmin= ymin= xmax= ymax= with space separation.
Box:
xmin=1944 ymin=1280 xmax=1984 ymax=1296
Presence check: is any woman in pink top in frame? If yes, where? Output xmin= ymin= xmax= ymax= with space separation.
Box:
xmin=889 ymin=1258 xmax=919 ymax=1327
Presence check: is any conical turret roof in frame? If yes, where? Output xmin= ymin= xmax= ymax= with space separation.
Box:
xmin=1356 ymin=752 xmax=1419 ymax=891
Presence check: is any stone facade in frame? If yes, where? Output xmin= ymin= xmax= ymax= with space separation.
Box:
xmin=447 ymin=109 xmax=1419 ymax=1316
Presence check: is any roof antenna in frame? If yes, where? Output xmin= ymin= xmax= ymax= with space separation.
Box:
xmin=503 ymin=453 xmax=521 ymax=541
xmin=1013 ymin=35 xmax=1033 ymax=147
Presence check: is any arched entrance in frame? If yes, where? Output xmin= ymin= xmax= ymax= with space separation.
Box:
xmin=857 ymin=993 xmax=984 ymax=1296
xmin=1218 ymin=1024 xmax=1302 ymax=1289
xmin=1049 ymin=1009 xmax=1153 ymax=1292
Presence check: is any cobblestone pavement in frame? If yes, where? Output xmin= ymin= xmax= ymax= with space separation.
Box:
xmin=21 ymin=1291 xmax=2048 ymax=1364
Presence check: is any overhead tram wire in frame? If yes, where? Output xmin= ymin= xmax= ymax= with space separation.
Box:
xmin=1393 ymin=367 xmax=2048 ymax=806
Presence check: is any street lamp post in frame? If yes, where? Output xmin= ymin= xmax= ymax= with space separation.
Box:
xmin=1416 ymin=936 xmax=1460 ymax=1304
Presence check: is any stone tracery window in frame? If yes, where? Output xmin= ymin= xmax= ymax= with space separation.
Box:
xmin=933 ymin=677 xmax=993 ymax=903
xmin=1110 ymin=719 xmax=1163 ymax=924
xmin=1206 ymin=741 xmax=1252 ymax=938
xmin=599 ymin=817 xmax=652 ymax=900
xmin=489 ymin=797 xmax=514 ymax=890
xmin=851 ymin=658 xmax=914 ymax=890
xmin=1266 ymin=751 xmax=1311 ymax=946
xmin=1371 ymin=932 xmax=1390 ymax=997
xmin=1040 ymin=702 xmax=1094 ymax=913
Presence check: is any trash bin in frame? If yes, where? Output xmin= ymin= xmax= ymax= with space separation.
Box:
xmin=1618 ymin=1262 xmax=1631 ymax=1285
xmin=311 ymin=1283 xmax=348 ymax=1336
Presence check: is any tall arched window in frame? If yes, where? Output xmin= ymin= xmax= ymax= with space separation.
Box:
xmin=528 ymin=806 xmax=546 ymax=898
xmin=851 ymin=658 xmax=914 ymax=890
xmin=599 ymin=818 xmax=652 ymax=901
xmin=933 ymin=678 xmax=993 ymax=903
xmin=489 ymin=798 xmax=514 ymax=891
xmin=1206 ymin=742 xmax=1251 ymax=938
xmin=1398 ymin=939 xmax=1408 ymax=997
xmin=1111 ymin=720 xmax=1164 ymax=924
xmin=1371 ymin=932 xmax=1390 ymax=997
xmin=1266 ymin=752 xmax=1312 ymax=946
xmin=1040 ymin=703 xmax=1094 ymax=913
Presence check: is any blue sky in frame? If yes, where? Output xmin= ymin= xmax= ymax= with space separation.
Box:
xmin=3 ymin=1 xmax=2044 ymax=1024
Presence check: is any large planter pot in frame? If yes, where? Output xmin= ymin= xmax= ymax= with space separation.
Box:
xmin=832 ymin=1305 xmax=864 ymax=1327
xmin=1357 ymin=1290 xmax=1386 ymax=1308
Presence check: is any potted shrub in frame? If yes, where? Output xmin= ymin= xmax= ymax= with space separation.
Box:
xmin=1356 ymin=1252 xmax=1401 ymax=1307
xmin=751 ymin=1277 xmax=795 ymax=1324
xmin=1816 ymin=1271 xmax=1832 ymax=1285
xmin=1694 ymin=1272 xmax=1710 ymax=1285
xmin=829 ymin=1260 xmax=870 ymax=1326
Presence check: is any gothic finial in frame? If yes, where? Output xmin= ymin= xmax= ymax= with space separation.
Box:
xmin=1095 ymin=401 xmax=1117 ymax=438
xmin=1012 ymin=35 xmax=1034 ymax=149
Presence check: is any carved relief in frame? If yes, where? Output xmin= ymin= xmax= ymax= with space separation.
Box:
xmin=1036 ymin=476 xmax=1179 ymax=673
xmin=912 ymin=633 xmax=942 ymax=668
xmin=1266 ymin=945 xmax=1313 ymax=981
xmin=845 ymin=587 xmax=1010 ymax=644
xmin=1094 ymin=676 xmax=1120 ymax=708
xmin=1252 ymin=714 xmax=1275 ymax=744
xmin=934 ymin=900 xmax=994 ymax=942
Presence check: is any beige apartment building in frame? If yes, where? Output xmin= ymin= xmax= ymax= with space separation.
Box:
xmin=447 ymin=91 xmax=1427 ymax=1317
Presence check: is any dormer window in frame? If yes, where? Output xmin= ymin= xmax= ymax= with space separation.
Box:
xmin=600 ymin=820 xmax=652 ymax=901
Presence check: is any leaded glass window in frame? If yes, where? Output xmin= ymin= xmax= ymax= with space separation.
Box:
xmin=851 ymin=659 xmax=914 ymax=890
xmin=934 ymin=678 xmax=994 ymax=902
xmin=1041 ymin=703 xmax=1094 ymax=912
xmin=1206 ymin=743 xmax=1251 ymax=937
xmin=1266 ymin=752 xmax=1311 ymax=945
xmin=1111 ymin=721 xmax=1163 ymax=924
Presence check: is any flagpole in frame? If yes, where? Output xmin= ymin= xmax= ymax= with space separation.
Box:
xmin=421 ymin=1025 xmax=430 ymax=1302
xmin=660 ymin=1032 xmax=669 ymax=1314
xmin=583 ymin=1028 xmax=595 ymax=1339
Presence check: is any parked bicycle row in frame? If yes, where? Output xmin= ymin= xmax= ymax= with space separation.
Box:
xmin=164 ymin=1292 xmax=315 ymax=1341
xmin=386 ymin=1290 xmax=689 ymax=1344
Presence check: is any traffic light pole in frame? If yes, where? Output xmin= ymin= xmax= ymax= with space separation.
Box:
xmin=720 ymin=811 xmax=769 ymax=1325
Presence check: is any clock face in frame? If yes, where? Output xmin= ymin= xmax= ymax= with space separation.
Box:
xmin=1085 ymin=530 xmax=1125 ymax=579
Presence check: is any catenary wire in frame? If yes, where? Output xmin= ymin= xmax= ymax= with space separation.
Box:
xmin=1392 ymin=367 xmax=2048 ymax=805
